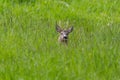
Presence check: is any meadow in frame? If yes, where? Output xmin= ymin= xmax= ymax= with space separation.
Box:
xmin=0 ymin=0 xmax=120 ymax=80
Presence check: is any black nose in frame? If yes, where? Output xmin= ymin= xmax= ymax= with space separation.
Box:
xmin=64 ymin=36 xmax=68 ymax=39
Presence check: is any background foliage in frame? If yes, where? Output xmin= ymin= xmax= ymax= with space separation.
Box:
xmin=0 ymin=0 xmax=120 ymax=80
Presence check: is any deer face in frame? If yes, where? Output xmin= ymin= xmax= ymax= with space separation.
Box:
xmin=56 ymin=25 xmax=73 ymax=44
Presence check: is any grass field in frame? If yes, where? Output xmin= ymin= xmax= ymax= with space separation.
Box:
xmin=0 ymin=0 xmax=120 ymax=80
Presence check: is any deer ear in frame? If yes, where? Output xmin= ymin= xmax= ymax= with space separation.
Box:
xmin=56 ymin=24 xmax=62 ymax=33
xmin=67 ymin=27 xmax=73 ymax=33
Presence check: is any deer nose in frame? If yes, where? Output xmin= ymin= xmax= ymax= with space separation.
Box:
xmin=64 ymin=36 xmax=68 ymax=39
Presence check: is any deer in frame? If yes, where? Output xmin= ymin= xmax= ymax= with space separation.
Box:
xmin=56 ymin=24 xmax=73 ymax=45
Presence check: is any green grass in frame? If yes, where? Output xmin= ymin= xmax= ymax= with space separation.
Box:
xmin=0 ymin=0 xmax=120 ymax=80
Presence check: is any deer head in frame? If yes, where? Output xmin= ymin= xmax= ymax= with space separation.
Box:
xmin=56 ymin=24 xmax=73 ymax=44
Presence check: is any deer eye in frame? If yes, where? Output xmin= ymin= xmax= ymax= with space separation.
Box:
xmin=66 ymin=32 xmax=69 ymax=35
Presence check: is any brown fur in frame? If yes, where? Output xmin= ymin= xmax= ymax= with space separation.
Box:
xmin=56 ymin=24 xmax=73 ymax=44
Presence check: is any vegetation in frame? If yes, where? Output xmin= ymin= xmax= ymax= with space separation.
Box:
xmin=0 ymin=0 xmax=120 ymax=80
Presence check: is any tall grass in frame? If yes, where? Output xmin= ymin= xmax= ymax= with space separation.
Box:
xmin=0 ymin=0 xmax=120 ymax=80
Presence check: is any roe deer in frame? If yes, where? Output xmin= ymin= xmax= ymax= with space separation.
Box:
xmin=56 ymin=24 xmax=73 ymax=44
